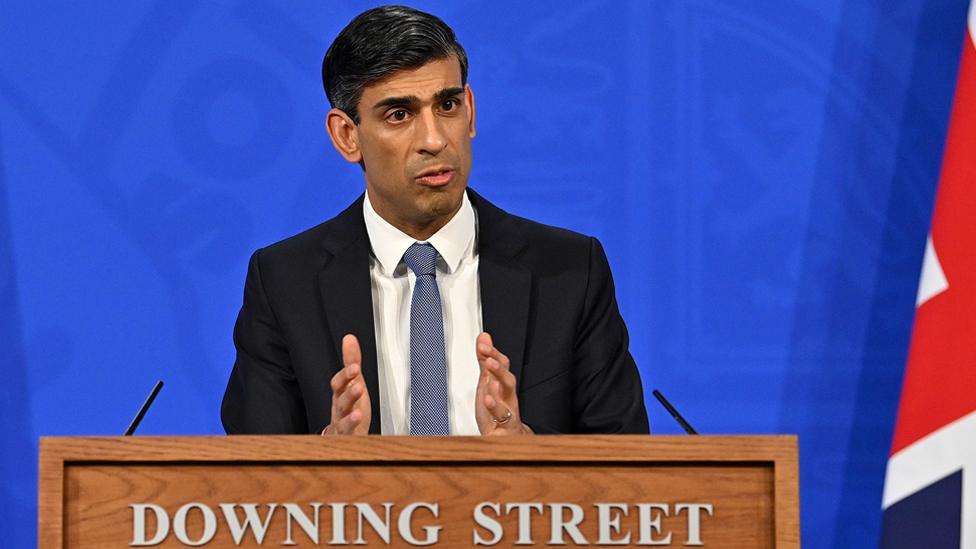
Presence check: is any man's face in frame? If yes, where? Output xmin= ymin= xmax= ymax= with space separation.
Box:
xmin=345 ymin=57 xmax=475 ymax=236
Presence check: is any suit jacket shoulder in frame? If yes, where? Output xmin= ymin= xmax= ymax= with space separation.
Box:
xmin=254 ymin=197 xmax=366 ymax=284
xmin=222 ymin=196 xmax=375 ymax=434
xmin=469 ymin=189 xmax=595 ymax=271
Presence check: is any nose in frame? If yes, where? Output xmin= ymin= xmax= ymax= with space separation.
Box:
xmin=414 ymin=110 xmax=448 ymax=156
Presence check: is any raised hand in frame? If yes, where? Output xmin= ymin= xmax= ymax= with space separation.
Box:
xmin=322 ymin=334 xmax=371 ymax=435
xmin=475 ymin=332 xmax=532 ymax=435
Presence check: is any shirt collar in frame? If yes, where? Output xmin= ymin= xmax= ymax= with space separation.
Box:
xmin=363 ymin=190 xmax=476 ymax=277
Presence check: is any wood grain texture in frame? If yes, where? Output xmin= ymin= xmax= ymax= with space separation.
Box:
xmin=38 ymin=441 xmax=65 ymax=549
xmin=39 ymin=435 xmax=799 ymax=548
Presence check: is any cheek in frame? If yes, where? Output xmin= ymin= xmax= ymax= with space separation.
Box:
xmin=360 ymin=135 xmax=400 ymax=172
xmin=371 ymin=132 xmax=409 ymax=159
xmin=362 ymin=143 xmax=417 ymax=192
xmin=452 ymin=125 xmax=474 ymax=164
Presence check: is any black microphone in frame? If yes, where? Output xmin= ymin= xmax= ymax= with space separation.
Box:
xmin=652 ymin=389 xmax=698 ymax=434
xmin=124 ymin=380 xmax=164 ymax=436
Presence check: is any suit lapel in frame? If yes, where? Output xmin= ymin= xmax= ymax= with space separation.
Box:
xmin=470 ymin=190 xmax=531 ymax=387
xmin=316 ymin=197 xmax=382 ymax=434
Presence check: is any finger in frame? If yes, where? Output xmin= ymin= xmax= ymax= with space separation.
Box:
xmin=336 ymin=408 xmax=364 ymax=434
xmin=476 ymin=332 xmax=494 ymax=359
xmin=342 ymin=334 xmax=362 ymax=369
xmin=479 ymin=358 xmax=515 ymax=395
xmin=483 ymin=383 xmax=513 ymax=425
xmin=485 ymin=379 xmax=509 ymax=415
xmin=476 ymin=370 xmax=498 ymax=409
xmin=330 ymin=360 xmax=363 ymax=395
xmin=475 ymin=370 xmax=488 ymax=394
xmin=476 ymin=333 xmax=510 ymax=370
xmin=494 ymin=367 xmax=517 ymax=394
xmin=476 ymin=372 xmax=494 ymax=406
xmin=474 ymin=370 xmax=489 ymax=409
xmin=329 ymin=406 xmax=362 ymax=435
xmin=334 ymin=380 xmax=364 ymax=416
xmin=477 ymin=332 xmax=493 ymax=352
xmin=477 ymin=345 xmax=510 ymax=371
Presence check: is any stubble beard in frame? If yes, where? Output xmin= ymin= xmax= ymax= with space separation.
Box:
xmin=413 ymin=185 xmax=464 ymax=231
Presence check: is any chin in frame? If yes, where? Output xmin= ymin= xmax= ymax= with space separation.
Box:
xmin=419 ymin=186 xmax=464 ymax=218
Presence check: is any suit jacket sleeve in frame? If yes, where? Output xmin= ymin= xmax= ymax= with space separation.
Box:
xmin=568 ymin=237 xmax=649 ymax=434
xmin=221 ymin=249 xmax=308 ymax=434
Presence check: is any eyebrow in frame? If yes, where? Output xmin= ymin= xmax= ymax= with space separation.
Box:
xmin=371 ymin=87 xmax=465 ymax=111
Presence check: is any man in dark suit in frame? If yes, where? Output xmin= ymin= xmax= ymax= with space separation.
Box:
xmin=221 ymin=5 xmax=648 ymax=436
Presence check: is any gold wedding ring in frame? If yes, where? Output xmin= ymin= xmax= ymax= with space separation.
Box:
xmin=492 ymin=408 xmax=513 ymax=425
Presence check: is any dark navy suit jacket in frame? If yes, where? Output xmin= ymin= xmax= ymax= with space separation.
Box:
xmin=221 ymin=189 xmax=649 ymax=434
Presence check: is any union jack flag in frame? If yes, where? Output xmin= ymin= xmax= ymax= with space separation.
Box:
xmin=880 ymin=2 xmax=976 ymax=547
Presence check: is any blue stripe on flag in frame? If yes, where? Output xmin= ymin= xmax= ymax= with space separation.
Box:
xmin=879 ymin=470 xmax=961 ymax=549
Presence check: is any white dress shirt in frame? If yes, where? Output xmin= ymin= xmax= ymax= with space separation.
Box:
xmin=363 ymin=191 xmax=482 ymax=435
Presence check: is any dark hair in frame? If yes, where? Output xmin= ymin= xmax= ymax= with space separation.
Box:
xmin=322 ymin=5 xmax=468 ymax=124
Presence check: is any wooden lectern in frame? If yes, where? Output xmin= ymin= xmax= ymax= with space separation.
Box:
xmin=39 ymin=435 xmax=799 ymax=548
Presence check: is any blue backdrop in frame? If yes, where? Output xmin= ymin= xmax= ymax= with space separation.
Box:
xmin=1 ymin=1 xmax=968 ymax=546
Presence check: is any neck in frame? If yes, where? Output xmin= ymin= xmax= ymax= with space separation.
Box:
xmin=397 ymin=214 xmax=454 ymax=241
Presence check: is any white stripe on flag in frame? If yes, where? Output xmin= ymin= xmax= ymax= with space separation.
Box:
xmin=916 ymin=235 xmax=949 ymax=307
xmin=970 ymin=0 xmax=975 ymax=49
xmin=882 ymin=410 xmax=976 ymax=548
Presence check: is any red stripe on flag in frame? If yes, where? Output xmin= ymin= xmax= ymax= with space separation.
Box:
xmin=890 ymin=32 xmax=976 ymax=456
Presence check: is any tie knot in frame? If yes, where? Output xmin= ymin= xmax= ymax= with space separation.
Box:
xmin=403 ymin=243 xmax=439 ymax=276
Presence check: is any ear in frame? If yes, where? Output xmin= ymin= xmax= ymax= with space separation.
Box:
xmin=465 ymin=84 xmax=476 ymax=138
xmin=325 ymin=108 xmax=363 ymax=163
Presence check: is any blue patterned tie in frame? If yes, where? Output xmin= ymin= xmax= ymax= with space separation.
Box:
xmin=403 ymin=243 xmax=450 ymax=435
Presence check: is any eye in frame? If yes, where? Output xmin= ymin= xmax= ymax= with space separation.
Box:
xmin=442 ymin=98 xmax=459 ymax=112
xmin=386 ymin=109 xmax=410 ymax=123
